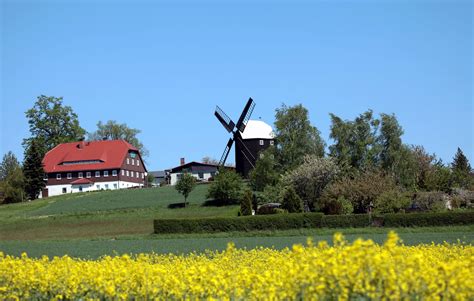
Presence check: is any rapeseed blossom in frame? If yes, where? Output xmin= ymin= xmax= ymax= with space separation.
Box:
xmin=0 ymin=232 xmax=472 ymax=300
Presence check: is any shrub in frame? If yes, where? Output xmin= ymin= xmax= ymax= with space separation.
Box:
xmin=374 ymin=190 xmax=411 ymax=214
xmin=154 ymin=213 xmax=324 ymax=233
xmin=321 ymin=214 xmax=372 ymax=228
xmin=249 ymin=149 xmax=279 ymax=191
xmin=322 ymin=196 xmax=354 ymax=215
xmin=413 ymin=191 xmax=448 ymax=212
xmin=207 ymin=168 xmax=243 ymax=204
xmin=240 ymin=190 xmax=253 ymax=216
xmin=282 ymin=156 xmax=339 ymax=211
xmin=281 ymin=186 xmax=303 ymax=213
xmin=257 ymin=203 xmax=281 ymax=215
xmin=383 ymin=211 xmax=474 ymax=227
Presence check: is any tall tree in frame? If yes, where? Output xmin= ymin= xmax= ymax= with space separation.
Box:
xmin=379 ymin=113 xmax=404 ymax=172
xmin=274 ymin=104 xmax=325 ymax=171
xmin=88 ymin=120 xmax=148 ymax=158
xmin=329 ymin=110 xmax=380 ymax=174
xmin=0 ymin=166 xmax=25 ymax=204
xmin=0 ymin=151 xmax=20 ymax=181
xmin=24 ymin=95 xmax=86 ymax=155
xmin=23 ymin=139 xmax=46 ymax=200
xmin=451 ymin=147 xmax=472 ymax=189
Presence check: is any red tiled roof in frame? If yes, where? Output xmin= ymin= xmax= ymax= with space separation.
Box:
xmin=42 ymin=140 xmax=141 ymax=173
xmin=70 ymin=178 xmax=94 ymax=185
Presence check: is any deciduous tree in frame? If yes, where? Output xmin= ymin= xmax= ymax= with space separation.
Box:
xmin=207 ymin=168 xmax=243 ymax=203
xmin=175 ymin=173 xmax=196 ymax=207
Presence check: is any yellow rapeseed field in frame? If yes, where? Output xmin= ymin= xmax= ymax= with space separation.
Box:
xmin=0 ymin=232 xmax=472 ymax=300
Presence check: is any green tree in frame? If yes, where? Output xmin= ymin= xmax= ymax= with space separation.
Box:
xmin=207 ymin=168 xmax=243 ymax=203
xmin=249 ymin=149 xmax=279 ymax=192
xmin=379 ymin=113 xmax=404 ymax=172
xmin=283 ymin=155 xmax=339 ymax=211
xmin=175 ymin=173 xmax=196 ymax=206
xmin=24 ymin=95 xmax=85 ymax=155
xmin=23 ymin=139 xmax=46 ymax=200
xmin=0 ymin=166 xmax=25 ymax=204
xmin=329 ymin=110 xmax=380 ymax=174
xmin=451 ymin=148 xmax=472 ymax=189
xmin=0 ymin=151 xmax=20 ymax=181
xmin=274 ymin=104 xmax=325 ymax=171
xmin=281 ymin=186 xmax=303 ymax=213
xmin=88 ymin=120 xmax=149 ymax=158
xmin=240 ymin=190 xmax=253 ymax=216
xmin=374 ymin=190 xmax=411 ymax=214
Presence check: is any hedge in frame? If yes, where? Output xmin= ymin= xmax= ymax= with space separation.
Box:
xmin=321 ymin=214 xmax=374 ymax=228
xmin=383 ymin=211 xmax=474 ymax=227
xmin=154 ymin=213 xmax=324 ymax=234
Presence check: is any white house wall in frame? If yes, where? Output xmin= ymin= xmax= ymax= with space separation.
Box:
xmin=169 ymin=172 xmax=213 ymax=185
xmin=44 ymin=180 xmax=144 ymax=197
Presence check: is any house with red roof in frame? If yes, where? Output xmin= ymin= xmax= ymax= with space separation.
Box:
xmin=41 ymin=140 xmax=147 ymax=197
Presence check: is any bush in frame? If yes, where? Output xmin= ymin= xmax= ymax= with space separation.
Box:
xmin=321 ymin=214 xmax=372 ymax=228
xmin=281 ymin=186 xmax=303 ymax=213
xmin=322 ymin=196 xmax=354 ymax=215
xmin=257 ymin=203 xmax=281 ymax=215
xmin=154 ymin=213 xmax=324 ymax=233
xmin=240 ymin=190 xmax=253 ymax=216
xmin=413 ymin=191 xmax=448 ymax=212
xmin=207 ymin=168 xmax=243 ymax=204
xmin=383 ymin=211 xmax=474 ymax=227
xmin=374 ymin=190 xmax=411 ymax=214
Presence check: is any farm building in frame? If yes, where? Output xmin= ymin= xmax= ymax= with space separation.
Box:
xmin=148 ymin=170 xmax=167 ymax=186
xmin=41 ymin=140 xmax=147 ymax=197
xmin=168 ymin=161 xmax=219 ymax=185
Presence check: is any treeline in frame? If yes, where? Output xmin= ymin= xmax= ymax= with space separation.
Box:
xmin=242 ymin=104 xmax=472 ymax=215
xmin=0 ymin=95 xmax=147 ymax=204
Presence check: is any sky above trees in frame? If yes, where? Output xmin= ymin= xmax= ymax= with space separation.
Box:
xmin=1 ymin=0 xmax=472 ymax=170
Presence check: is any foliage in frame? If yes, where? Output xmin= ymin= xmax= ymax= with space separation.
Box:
xmin=240 ymin=190 xmax=253 ymax=216
xmin=329 ymin=110 xmax=380 ymax=174
xmin=373 ymin=190 xmax=411 ymax=214
xmin=154 ymin=213 xmax=324 ymax=233
xmin=24 ymin=95 xmax=85 ymax=154
xmin=0 ymin=166 xmax=25 ymax=204
xmin=88 ymin=120 xmax=148 ymax=158
xmin=379 ymin=113 xmax=404 ymax=173
xmin=451 ymin=147 xmax=472 ymax=189
xmin=383 ymin=211 xmax=474 ymax=227
xmin=206 ymin=168 xmax=243 ymax=203
xmin=322 ymin=196 xmax=354 ymax=215
xmin=283 ymin=155 xmax=339 ymax=211
xmin=146 ymin=173 xmax=156 ymax=187
xmin=0 ymin=151 xmax=20 ymax=181
xmin=274 ymin=104 xmax=325 ymax=171
xmin=249 ymin=148 xmax=279 ymax=192
xmin=280 ymin=186 xmax=303 ymax=213
xmin=413 ymin=191 xmax=448 ymax=212
xmin=175 ymin=173 xmax=196 ymax=206
xmin=202 ymin=156 xmax=219 ymax=165
xmin=256 ymin=184 xmax=283 ymax=205
xmin=320 ymin=169 xmax=397 ymax=213
xmin=321 ymin=214 xmax=372 ymax=228
xmin=22 ymin=139 xmax=45 ymax=200
xmin=2 ymin=233 xmax=472 ymax=300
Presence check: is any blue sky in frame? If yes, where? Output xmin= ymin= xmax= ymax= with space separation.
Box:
xmin=1 ymin=0 xmax=472 ymax=171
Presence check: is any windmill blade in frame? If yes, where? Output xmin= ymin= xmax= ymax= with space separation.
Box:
xmin=218 ymin=138 xmax=234 ymax=166
xmin=215 ymin=106 xmax=235 ymax=133
xmin=236 ymin=97 xmax=255 ymax=133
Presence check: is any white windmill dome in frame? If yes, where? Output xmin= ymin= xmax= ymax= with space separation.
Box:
xmin=240 ymin=120 xmax=275 ymax=140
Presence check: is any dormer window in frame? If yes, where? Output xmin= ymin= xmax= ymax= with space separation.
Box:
xmin=259 ymin=140 xmax=264 ymax=146
xmin=95 ymin=171 xmax=100 ymax=177
xmin=104 ymin=171 xmax=109 ymax=177
xmin=67 ymin=173 xmax=72 ymax=179
xmin=78 ymin=172 xmax=83 ymax=178
xmin=56 ymin=174 xmax=61 ymax=180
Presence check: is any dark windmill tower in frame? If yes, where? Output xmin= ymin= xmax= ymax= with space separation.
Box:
xmin=214 ymin=98 xmax=275 ymax=177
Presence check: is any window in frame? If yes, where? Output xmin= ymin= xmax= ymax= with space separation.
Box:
xmin=127 ymin=158 xmax=130 ymax=164
xmin=137 ymin=160 xmax=139 ymax=166
xmin=113 ymin=183 xmax=117 ymax=189
xmin=259 ymin=140 xmax=264 ymax=146
xmin=96 ymin=184 xmax=100 ymax=190
xmin=43 ymin=174 xmax=48 ymax=180
xmin=210 ymin=172 xmax=216 ymax=177
xmin=198 ymin=172 xmax=204 ymax=179
xmin=104 ymin=171 xmax=109 ymax=177
xmin=105 ymin=184 xmax=109 ymax=189
xmin=142 ymin=173 xmax=144 ymax=179
xmin=78 ymin=172 xmax=83 ymax=178
xmin=67 ymin=173 xmax=72 ymax=179
xmin=130 ymin=152 xmax=137 ymax=158
xmin=62 ymin=187 xmax=67 ymax=193
xmin=121 ymin=170 xmax=124 ymax=176
xmin=112 ymin=170 xmax=117 ymax=176
xmin=56 ymin=174 xmax=61 ymax=180
xmin=136 ymin=172 xmax=139 ymax=178
xmin=131 ymin=171 xmax=134 ymax=177
xmin=126 ymin=170 xmax=129 ymax=176
xmin=270 ymin=140 xmax=274 ymax=146
xmin=95 ymin=171 xmax=100 ymax=177
xmin=86 ymin=172 xmax=91 ymax=178
xmin=131 ymin=159 xmax=134 ymax=165
xmin=79 ymin=186 xmax=83 ymax=192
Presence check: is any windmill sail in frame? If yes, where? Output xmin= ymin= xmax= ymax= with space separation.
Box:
xmin=235 ymin=98 xmax=255 ymax=133
xmin=215 ymin=106 xmax=235 ymax=133
xmin=219 ymin=138 xmax=234 ymax=166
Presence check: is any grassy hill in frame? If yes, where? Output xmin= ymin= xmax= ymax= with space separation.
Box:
xmin=0 ymin=184 xmax=239 ymax=241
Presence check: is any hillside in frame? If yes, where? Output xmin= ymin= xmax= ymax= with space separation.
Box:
xmin=0 ymin=184 xmax=239 ymax=240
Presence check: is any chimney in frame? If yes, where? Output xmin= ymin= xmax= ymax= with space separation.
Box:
xmin=180 ymin=158 xmax=185 ymax=165
xmin=77 ymin=141 xmax=85 ymax=149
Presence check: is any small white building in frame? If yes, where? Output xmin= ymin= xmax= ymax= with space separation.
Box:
xmin=168 ymin=161 xmax=219 ymax=185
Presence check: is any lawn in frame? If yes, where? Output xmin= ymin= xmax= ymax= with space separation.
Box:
xmin=0 ymin=226 xmax=472 ymax=259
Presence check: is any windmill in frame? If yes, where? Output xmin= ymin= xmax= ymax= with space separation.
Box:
xmin=214 ymin=98 xmax=275 ymax=177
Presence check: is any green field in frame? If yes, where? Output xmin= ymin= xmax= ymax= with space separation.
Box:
xmin=0 ymin=184 xmax=472 ymax=259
